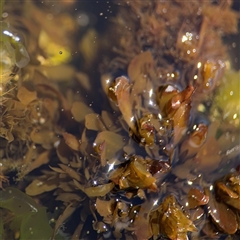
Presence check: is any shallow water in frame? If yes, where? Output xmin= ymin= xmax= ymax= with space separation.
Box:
xmin=0 ymin=1 xmax=240 ymax=240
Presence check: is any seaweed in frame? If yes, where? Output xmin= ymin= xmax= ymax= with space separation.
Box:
xmin=0 ymin=187 xmax=66 ymax=240
xmin=0 ymin=0 xmax=240 ymax=239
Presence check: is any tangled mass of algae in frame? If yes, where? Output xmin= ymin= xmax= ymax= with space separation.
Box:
xmin=0 ymin=0 xmax=240 ymax=239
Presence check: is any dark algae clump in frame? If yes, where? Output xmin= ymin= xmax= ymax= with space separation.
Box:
xmin=0 ymin=0 xmax=240 ymax=239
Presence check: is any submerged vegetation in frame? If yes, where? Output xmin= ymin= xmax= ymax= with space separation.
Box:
xmin=0 ymin=0 xmax=240 ymax=239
